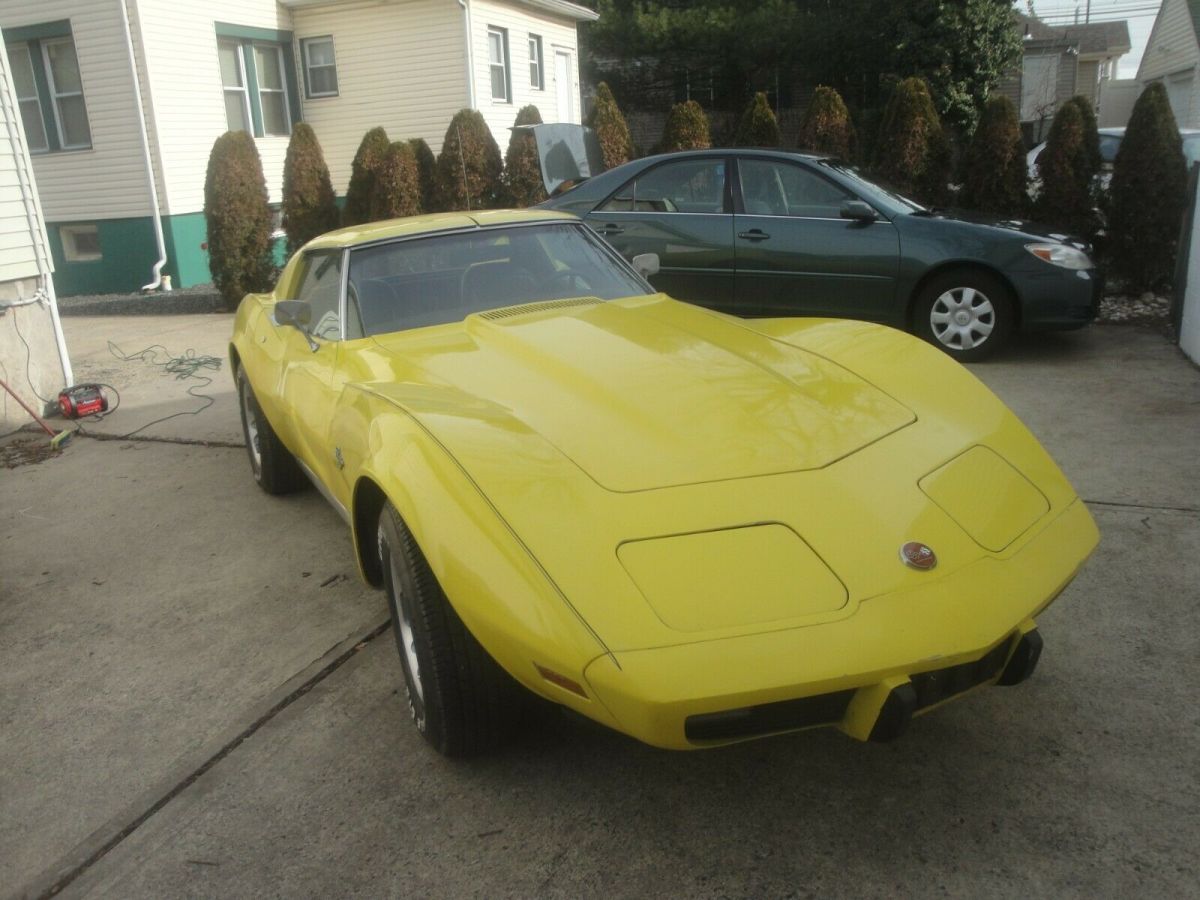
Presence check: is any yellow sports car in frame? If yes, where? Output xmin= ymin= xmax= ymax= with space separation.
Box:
xmin=230 ymin=209 xmax=1098 ymax=756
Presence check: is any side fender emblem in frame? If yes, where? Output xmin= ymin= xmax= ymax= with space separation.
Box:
xmin=334 ymin=447 xmax=345 ymax=470
xmin=900 ymin=541 xmax=937 ymax=570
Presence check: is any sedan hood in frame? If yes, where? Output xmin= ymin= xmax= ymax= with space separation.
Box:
xmin=917 ymin=208 xmax=1092 ymax=250
xmin=370 ymin=297 xmax=915 ymax=492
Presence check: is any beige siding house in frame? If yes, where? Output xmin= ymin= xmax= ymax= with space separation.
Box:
xmin=1137 ymin=0 xmax=1200 ymax=128
xmin=0 ymin=0 xmax=597 ymax=296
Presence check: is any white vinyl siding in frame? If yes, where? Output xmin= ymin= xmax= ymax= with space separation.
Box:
xmin=1139 ymin=0 xmax=1200 ymax=82
xmin=469 ymin=0 xmax=585 ymax=145
xmin=0 ymin=49 xmax=49 ymax=281
xmin=293 ymin=0 xmax=468 ymax=193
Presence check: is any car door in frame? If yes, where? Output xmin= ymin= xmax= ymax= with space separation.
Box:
xmin=277 ymin=248 xmax=347 ymax=489
xmin=732 ymin=157 xmax=899 ymax=319
xmin=582 ymin=156 xmax=740 ymax=313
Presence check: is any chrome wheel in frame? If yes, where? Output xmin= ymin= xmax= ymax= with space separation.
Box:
xmin=929 ymin=287 xmax=995 ymax=352
xmin=240 ymin=377 xmax=262 ymax=473
xmin=387 ymin=538 xmax=425 ymax=705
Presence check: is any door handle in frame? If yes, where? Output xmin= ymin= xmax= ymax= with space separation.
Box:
xmin=738 ymin=229 xmax=770 ymax=241
xmin=596 ymin=223 xmax=625 ymax=236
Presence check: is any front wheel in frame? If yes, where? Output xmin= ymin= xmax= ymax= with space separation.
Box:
xmin=913 ymin=271 xmax=1015 ymax=362
xmin=237 ymin=365 xmax=306 ymax=494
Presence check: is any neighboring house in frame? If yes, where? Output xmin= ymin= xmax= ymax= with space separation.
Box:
xmin=0 ymin=0 xmax=597 ymax=297
xmin=1137 ymin=0 xmax=1200 ymax=128
xmin=996 ymin=14 xmax=1130 ymax=142
xmin=0 ymin=36 xmax=72 ymax=432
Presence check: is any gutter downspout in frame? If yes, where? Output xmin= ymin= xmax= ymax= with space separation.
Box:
xmin=119 ymin=0 xmax=168 ymax=291
xmin=457 ymin=0 xmax=477 ymax=108
xmin=0 ymin=48 xmax=73 ymax=386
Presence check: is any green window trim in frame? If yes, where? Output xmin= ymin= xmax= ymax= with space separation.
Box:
xmin=213 ymin=23 xmax=302 ymax=136
xmin=2 ymin=23 xmax=92 ymax=154
xmin=2 ymin=19 xmax=71 ymax=43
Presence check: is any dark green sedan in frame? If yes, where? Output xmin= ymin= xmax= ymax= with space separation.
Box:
xmin=538 ymin=146 xmax=1100 ymax=361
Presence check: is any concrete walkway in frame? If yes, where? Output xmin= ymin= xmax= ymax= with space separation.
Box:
xmin=1 ymin=320 xmax=1197 ymax=899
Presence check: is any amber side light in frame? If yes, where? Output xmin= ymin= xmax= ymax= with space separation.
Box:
xmin=535 ymin=663 xmax=588 ymax=698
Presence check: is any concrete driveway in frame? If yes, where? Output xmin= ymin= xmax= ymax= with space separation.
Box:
xmin=1 ymin=316 xmax=1197 ymax=899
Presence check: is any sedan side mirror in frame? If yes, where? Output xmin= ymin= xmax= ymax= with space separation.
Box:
xmin=631 ymin=253 xmax=660 ymax=279
xmin=840 ymin=200 xmax=878 ymax=222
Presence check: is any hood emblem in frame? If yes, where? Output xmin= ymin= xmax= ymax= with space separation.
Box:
xmin=900 ymin=541 xmax=937 ymax=570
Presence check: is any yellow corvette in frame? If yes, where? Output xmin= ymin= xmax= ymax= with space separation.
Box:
xmin=230 ymin=209 xmax=1098 ymax=756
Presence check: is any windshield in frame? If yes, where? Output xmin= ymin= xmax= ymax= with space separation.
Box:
xmin=817 ymin=160 xmax=926 ymax=213
xmin=346 ymin=223 xmax=650 ymax=337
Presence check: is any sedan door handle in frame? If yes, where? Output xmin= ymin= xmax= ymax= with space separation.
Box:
xmin=738 ymin=229 xmax=770 ymax=241
xmin=596 ymin=223 xmax=625 ymax=236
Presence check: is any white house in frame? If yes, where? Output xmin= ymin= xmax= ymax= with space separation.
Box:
xmin=0 ymin=0 xmax=598 ymax=296
xmin=1137 ymin=0 xmax=1200 ymax=128
xmin=0 ymin=35 xmax=71 ymax=432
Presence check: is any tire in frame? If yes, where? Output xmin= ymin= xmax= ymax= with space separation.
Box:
xmin=913 ymin=270 xmax=1015 ymax=362
xmin=377 ymin=502 xmax=525 ymax=757
xmin=236 ymin=365 xmax=306 ymax=495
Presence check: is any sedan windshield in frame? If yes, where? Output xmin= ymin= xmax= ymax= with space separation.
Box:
xmin=346 ymin=223 xmax=650 ymax=337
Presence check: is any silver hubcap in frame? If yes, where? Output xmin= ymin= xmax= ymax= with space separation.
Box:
xmin=930 ymin=287 xmax=995 ymax=351
xmin=388 ymin=552 xmax=424 ymax=703
xmin=241 ymin=381 xmax=262 ymax=470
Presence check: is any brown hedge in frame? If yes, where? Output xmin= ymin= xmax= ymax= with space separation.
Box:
xmin=435 ymin=109 xmax=503 ymax=211
xmin=281 ymin=123 xmax=339 ymax=255
xmin=873 ymin=77 xmax=950 ymax=207
xmin=342 ymin=127 xmax=390 ymax=226
xmin=1033 ymin=101 xmax=1095 ymax=236
xmin=370 ymin=141 xmax=421 ymax=221
xmin=960 ymin=95 xmax=1026 ymax=218
xmin=661 ymin=100 xmax=711 ymax=153
xmin=503 ymin=104 xmax=547 ymax=208
xmin=409 ymin=137 xmax=437 ymax=213
xmin=203 ymin=131 xmax=275 ymax=311
xmin=798 ymin=86 xmax=853 ymax=158
xmin=733 ymin=92 xmax=781 ymax=147
xmin=587 ymin=82 xmax=633 ymax=170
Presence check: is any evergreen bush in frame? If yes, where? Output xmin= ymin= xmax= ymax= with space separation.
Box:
xmin=660 ymin=100 xmax=711 ymax=153
xmin=587 ymin=82 xmax=633 ymax=170
xmin=1033 ymin=101 xmax=1095 ymax=236
xmin=203 ymin=131 xmax=275 ymax=311
xmin=503 ymin=105 xmax=547 ymax=207
xmin=1109 ymin=82 xmax=1188 ymax=291
xmin=370 ymin=141 xmax=421 ymax=220
xmin=798 ymin=86 xmax=854 ymax=158
xmin=281 ymin=123 xmax=339 ymax=255
xmin=873 ymin=77 xmax=951 ymax=206
xmin=1065 ymin=95 xmax=1102 ymax=186
xmin=409 ymin=138 xmax=437 ymax=213
xmin=733 ymin=92 xmax=781 ymax=147
xmin=435 ymin=109 xmax=503 ymax=211
xmin=342 ymin=127 xmax=390 ymax=226
xmin=960 ymin=95 xmax=1026 ymax=217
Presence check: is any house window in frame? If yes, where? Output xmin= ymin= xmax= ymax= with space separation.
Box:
xmin=253 ymin=44 xmax=291 ymax=135
xmin=488 ymin=26 xmax=510 ymax=102
xmin=0 ymin=23 xmax=91 ymax=153
xmin=218 ymin=39 xmax=252 ymax=132
xmin=7 ymin=44 xmax=48 ymax=152
xmin=60 ymin=224 xmax=101 ymax=262
xmin=301 ymin=36 xmax=338 ymax=98
xmin=529 ymin=34 xmax=544 ymax=90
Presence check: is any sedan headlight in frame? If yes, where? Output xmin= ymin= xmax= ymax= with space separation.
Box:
xmin=1025 ymin=242 xmax=1093 ymax=270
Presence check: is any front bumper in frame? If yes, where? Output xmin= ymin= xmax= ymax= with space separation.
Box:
xmin=583 ymin=498 xmax=1097 ymax=749
xmin=1020 ymin=266 xmax=1103 ymax=332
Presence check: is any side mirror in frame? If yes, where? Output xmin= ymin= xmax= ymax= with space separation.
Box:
xmin=631 ymin=253 xmax=660 ymax=279
xmin=840 ymin=200 xmax=878 ymax=222
xmin=274 ymin=299 xmax=312 ymax=328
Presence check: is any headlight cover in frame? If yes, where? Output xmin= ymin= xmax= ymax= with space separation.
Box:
xmin=1025 ymin=242 xmax=1093 ymax=270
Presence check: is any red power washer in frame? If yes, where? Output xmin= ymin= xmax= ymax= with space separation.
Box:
xmin=58 ymin=383 xmax=109 ymax=418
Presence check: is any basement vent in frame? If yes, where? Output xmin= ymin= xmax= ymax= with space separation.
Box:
xmin=479 ymin=297 xmax=602 ymax=321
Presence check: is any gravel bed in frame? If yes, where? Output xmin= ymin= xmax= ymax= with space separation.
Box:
xmin=57 ymin=284 xmax=226 ymax=317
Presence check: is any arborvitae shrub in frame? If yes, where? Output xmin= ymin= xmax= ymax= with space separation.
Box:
xmin=873 ymin=77 xmax=950 ymax=206
xmin=961 ymin=95 xmax=1027 ymax=217
xmin=281 ymin=123 xmax=339 ymax=255
xmin=1034 ymin=102 xmax=1095 ymax=236
xmin=1065 ymin=95 xmax=1102 ymax=186
xmin=798 ymin=86 xmax=854 ymax=158
xmin=435 ymin=109 xmax=503 ymax=211
xmin=661 ymin=101 xmax=711 ymax=153
xmin=587 ymin=82 xmax=633 ymax=170
xmin=503 ymin=105 xmax=547 ymax=207
xmin=733 ymin=92 xmax=781 ymax=147
xmin=370 ymin=141 xmax=421 ymax=220
xmin=1109 ymin=82 xmax=1188 ymax=291
xmin=342 ymin=127 xmax=390 ymax=226
xmin=409 ymin=138 xmax=437 ymax=213
xmin=204 ymin=131 xmax=275 ymax=310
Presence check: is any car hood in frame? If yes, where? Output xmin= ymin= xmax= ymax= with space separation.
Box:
xmin=368 ymin=296 xmax=915 ymax=493
xmin=914 ymin=208 xmax=1091 ymax=249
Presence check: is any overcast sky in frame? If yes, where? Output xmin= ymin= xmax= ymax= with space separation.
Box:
xmin=1019 ymin=0 xmax=1162 ymax=77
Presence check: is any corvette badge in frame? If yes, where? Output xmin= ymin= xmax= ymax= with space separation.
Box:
xmin=900 ymin=541 xmax=937 ymax=570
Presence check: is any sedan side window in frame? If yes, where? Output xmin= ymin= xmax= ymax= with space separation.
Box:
xmin=600 ymin=159 xmax=727 ymax=214
xmin=740 ymin=159 xmax=852 ymax=219
xmin=294 ymin=250 xmax=344 ymax=340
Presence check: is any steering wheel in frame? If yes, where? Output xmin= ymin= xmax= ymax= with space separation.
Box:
xmin=545 ymin=270 xmax=593 ymax=297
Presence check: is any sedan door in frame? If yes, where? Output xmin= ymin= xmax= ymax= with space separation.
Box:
xmin=732 ymin=157 xmax=899 ymax=319
xmin=582 ymin=156 xmax=740 ymax=314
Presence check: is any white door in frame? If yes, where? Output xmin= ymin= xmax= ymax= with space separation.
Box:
xmin=555 ymin=50 xmax=574 ymax=123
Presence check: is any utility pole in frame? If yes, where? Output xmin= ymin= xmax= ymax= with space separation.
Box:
xmin=1086 ymin=0 xmax=1092 ymax=23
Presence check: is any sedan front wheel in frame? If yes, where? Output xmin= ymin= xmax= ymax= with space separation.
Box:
xmin=914 ymin=271 xmax=1014 ymax=362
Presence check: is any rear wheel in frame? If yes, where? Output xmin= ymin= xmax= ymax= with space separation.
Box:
xmin=377 ymin=502 xmax=526 ymax=756
xmin=237 ymin=365 xmax=306 ymax=494
xmin=913 ymin=270 xmax=1014 ymax=362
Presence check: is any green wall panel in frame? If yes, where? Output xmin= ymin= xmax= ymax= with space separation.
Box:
xmin=161 ymin=212 xmax=210 ymax=288
xmin=47 ymin=217 xmax=160 ymax=296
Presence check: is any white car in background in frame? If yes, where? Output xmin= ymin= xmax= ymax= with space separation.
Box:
xmin=1027 ymin=126 xmax=1200 ymax=196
